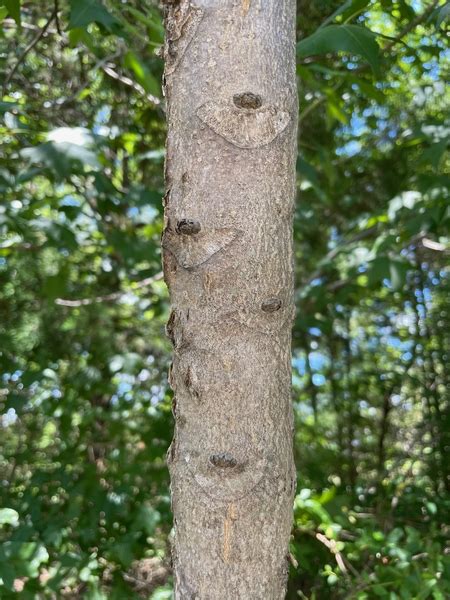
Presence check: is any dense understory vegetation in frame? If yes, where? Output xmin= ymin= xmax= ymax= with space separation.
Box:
xmin=0 ymin=1 xmax=449 ymax=598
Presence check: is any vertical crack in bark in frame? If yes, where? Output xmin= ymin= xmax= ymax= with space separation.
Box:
xmin=223 ymin=503 xmax=237 ymax=563
xmin=242 ymin=0 xmax=252 ymax=16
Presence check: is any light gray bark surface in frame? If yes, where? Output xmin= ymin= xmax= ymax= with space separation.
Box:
xmin=162 ymin=1 xmax=297 ymax=597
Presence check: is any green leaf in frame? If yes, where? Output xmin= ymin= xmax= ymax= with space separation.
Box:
xmin=25 ymin=544 xmax=50 ymax=577
xmin=389 ymin=260 xmax=409 ymax=291
xmin=0 ymin=100 xmax=18 ymax=114
xmin=318 ymin=487 xmax=336 ymax=505
xmin=297 ymin=25 xmax=381 ymax=74
xmin=110 ymin=542 xmax=134 ymax=567
xmin=297 ymin=157 xmax=329 ymax=203
xmin=320 ymin=0 xmax=371 ymax=28
xmin=123 ymin=51 xmax=161 ymax=98
xmin=436 ymin=4 xmax=450 ymax=29
xmin=326 ymin=92 xmax=348 ymax=124
xmin=421 ymin=139 xmax=448 ymax=170
xmin=425 ymin=501 xmax=437 ymax=515
xmin=151 ymin=589 xmax=173 ymax=600
xmin=21 ymin=141 xmax=99 ymax=178
xmin=3 ymin=0 xmax=20 ymax=25
xmin=366 ymin=256 xmax=389 ymax=287
xmin=0 ymin=6 xmax=8 ymax=21
xmin=388 ymin=191 xmax=422 ymax=221
xmin=136 ymin=505 xmax=160 ymax=535
xmin=68 ymin=0 xmax=120 ymax=33
xmin=42 ymin=269 xmax=69 ymax=300
xmin=0 ymin=508 xmax=19 ymax=527
xmin=0 ymin=562 xmax=16 ymax=590
xmin=356 ymin=80 xmax=385 ymax=102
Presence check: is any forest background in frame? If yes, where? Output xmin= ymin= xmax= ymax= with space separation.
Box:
xmin=0 ymin=0 xmax=449 ymax=598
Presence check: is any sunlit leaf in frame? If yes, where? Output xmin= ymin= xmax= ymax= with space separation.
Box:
xmin=3 ymin=0 xmax=20 ymax=25
xmin=68 ymin=0 xmax=121 ymax=33
xmin=436 ymin=3 xmax=450 ymax=28
xmin=297 ymin=25 xmax=381 ymax=74
xmin=0 ymin=509 xmax=19 ymax=527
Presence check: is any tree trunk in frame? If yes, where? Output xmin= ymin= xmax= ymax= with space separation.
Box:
xmin=162 ymin=1 xmax=297 ymax=597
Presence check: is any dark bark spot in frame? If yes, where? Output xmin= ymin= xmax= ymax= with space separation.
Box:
xmin=168 ymin=362 xmax=174 ymax=387
xmin=163 ymin=189 xmax=171 ymax=208
xmin=167 ymin=440 xmax=176 ymax=464
xmin=209 ymin=452 xmax=238 ymax=469
xmin=233 ymin=92 xmax=262 ymax=110
xmin=176 ymin=219 xmax=201 ymax=235
xmin=168 ymin=41 xmax=177 ymax=57
xmin=166 ymin=309 xmax=176 ymax=344
xmin=291 ymin=475 xmax=297 ymax=494
xmin=261 ymin=297 xmax=282 ymax=312
xmin=184 ymin=368 xmax=191 ymax=388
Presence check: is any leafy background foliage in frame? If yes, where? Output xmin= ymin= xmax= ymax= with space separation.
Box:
xmin=0 ymin=1 xmax=449 ymax=598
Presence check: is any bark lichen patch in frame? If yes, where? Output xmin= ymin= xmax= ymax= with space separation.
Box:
xmin=233 ymin=91 xmax=262 ymax=110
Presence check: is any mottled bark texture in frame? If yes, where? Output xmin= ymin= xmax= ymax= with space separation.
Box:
xmin=162 ymin=1 xmax=297 ymax=598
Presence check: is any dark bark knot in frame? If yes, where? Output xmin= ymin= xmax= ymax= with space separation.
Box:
xmin=233 ymin=92 xmax=262 ymax=110
xmin=176 ymin=219 xmax=201 ymax=235
xmin=261 ymin=298 xmax=282 ymax=313
xmin=209 ymin=452 xmax=238 ymax=469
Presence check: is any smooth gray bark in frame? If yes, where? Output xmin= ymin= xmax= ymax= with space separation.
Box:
xmin=162 ymin=1 xmax=297 ymax=597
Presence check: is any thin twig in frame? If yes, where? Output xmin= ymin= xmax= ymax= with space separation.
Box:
xmin=299 ymin=95 xmax=327 ymax=124
xmin=316 ymin=532 xmax=353 ymax=576
xmin=102 ymin=64 xmax=161 ymax=106
xmin=383 ymin=0 xmax=440 ymax=53
xmin=319 ymin=0 xmax=354 ymax=29
xmin=70 ymin=178 xmax=105 ymax=228
xmin=3 ymin=9 xmax=57 ymax=93
xmin=301 ymin=225 xmax=379 ymax=287
xmin=296 ymin=527 xmax=359 ymax=578
xmin=54 ymin=0 xmax=62 ymax=36
xmin=45 ymin=52 xmax=122 ymax=110
xmin=55 ymin=272 xmax=164 ymax=307
xmin=2 ymin=18 xmax=57 ymax=33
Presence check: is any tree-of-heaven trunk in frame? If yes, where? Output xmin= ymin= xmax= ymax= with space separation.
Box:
xmin=162 ymin=1 xmax=297 ymax=597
